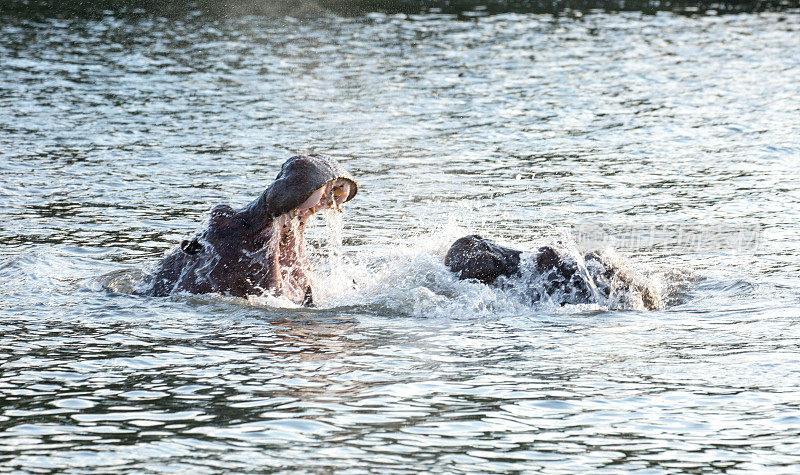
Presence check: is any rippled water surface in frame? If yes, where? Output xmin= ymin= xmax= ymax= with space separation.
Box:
xmin=2 ymin=9 xmax=800 ymax=473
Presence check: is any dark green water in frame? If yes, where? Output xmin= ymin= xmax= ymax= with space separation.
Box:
xmin=3 ymin=0 xmax=796 ymax=17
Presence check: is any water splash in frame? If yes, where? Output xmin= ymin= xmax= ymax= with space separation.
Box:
xmin=306 ymin=222 xmax=667 ymax=317
xmin=95 ymin=207 xmax=667 ymax=316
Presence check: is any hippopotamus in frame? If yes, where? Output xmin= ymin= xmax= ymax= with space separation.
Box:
xmin=445 ymin=235 xmax=661 ymax=310
xmin=139 ymin=154 xmax=357 ymax=306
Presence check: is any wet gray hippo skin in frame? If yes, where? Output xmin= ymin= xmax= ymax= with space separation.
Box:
xmin=445 ymin=235 xmax=659 ymax=310
xmin=140 ymin=154 xmax=358 ymax=305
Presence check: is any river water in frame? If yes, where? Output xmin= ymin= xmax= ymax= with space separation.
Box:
xmin=1 ymin=9 xmax=800 ymax=473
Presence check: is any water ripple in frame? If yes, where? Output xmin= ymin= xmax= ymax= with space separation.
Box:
xmin=1 ymin=10 xmax=799 ymax=474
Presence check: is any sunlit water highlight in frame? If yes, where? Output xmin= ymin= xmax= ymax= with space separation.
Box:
xmin=1 ymin=10 xmax=799 ymax=473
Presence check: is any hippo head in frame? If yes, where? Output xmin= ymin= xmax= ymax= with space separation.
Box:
xmin=245 ymin=154 xmax=358 ymax=225
xmin=444 ymin=235 xmax=522 ymax=284
xmin=141 ymin=154 xmax=358 ymax=305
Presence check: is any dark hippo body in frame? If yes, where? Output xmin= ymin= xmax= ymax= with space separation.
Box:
xmin=140 ymin=154 xmax=357 ymax=305
xmin=445 ymin=235 xmax=660 ymax=310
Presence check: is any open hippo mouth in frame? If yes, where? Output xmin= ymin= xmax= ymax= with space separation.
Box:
xmin=279 ymin=176 xmax=353 ymax=227
xmin=140 ymin=154 xmax=357 ymax=306
xmin=266 ymin=176 xmax=355 ymax=304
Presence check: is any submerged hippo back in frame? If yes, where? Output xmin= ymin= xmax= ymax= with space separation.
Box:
xmin=445 ymin=235 xmax=662 ymax=310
